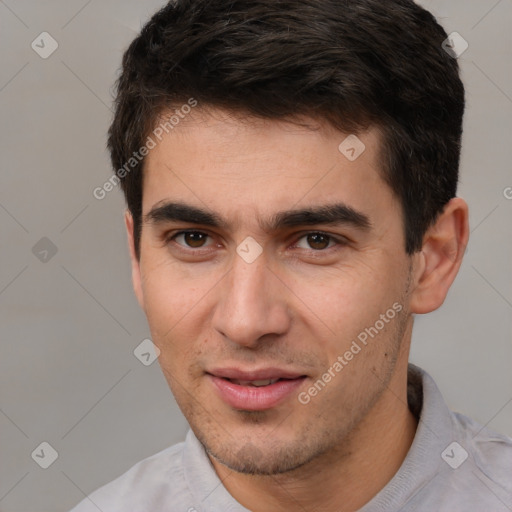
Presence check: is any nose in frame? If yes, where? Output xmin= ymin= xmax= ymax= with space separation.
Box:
xmin=212 ymin=248 xmax=291 ymax=348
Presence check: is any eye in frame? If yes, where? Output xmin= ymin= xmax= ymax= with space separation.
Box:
xmin=169 ymin=230 xmax=213 ymax=249
xmin=294 ymin=232 xmax=344 ymax=251
xmin=166 ymin=230 xmax=347 ymax=255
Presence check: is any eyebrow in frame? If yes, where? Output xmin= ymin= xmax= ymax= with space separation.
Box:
xmin=145 ymin=201 xmax=372 ymax=232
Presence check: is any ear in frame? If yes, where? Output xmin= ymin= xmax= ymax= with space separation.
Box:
xmin=410 ymin=197 xmax=469 ymax=314
xmin=124 ymin=210 xmax=145 ymax=310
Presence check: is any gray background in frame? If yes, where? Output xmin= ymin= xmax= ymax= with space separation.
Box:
xmin=0 ymin=1 xmax=511 ymax=510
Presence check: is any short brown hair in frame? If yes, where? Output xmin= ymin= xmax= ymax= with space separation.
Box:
xmin=107 ymin=0 xmax=465 ymax=258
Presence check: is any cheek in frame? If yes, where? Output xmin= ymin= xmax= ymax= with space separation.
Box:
xmin=141 ymin=254 xmax=202 ymax=319
xmin=297 ymin=264 xmax=386 ymax=321
xmin=295 ymin=262 xmax=404 ymax=356
xmin=139 ymin=264 xmax=205 ymax=360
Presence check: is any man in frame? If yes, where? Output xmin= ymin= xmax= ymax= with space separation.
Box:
xmin=72 ymin=0 xmax=512 ymax=510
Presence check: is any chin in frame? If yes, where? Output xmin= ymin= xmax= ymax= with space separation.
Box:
xmin=208 ymin=444 xmax=312 ymax=475
xmin=197 ymin=425 xmax=326 ymax=476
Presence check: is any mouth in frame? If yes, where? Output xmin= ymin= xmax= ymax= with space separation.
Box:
xmin=226 ymin=378 xmax=284 ymax=387
xmin=206 ymin=368 xmax=307 ymax=411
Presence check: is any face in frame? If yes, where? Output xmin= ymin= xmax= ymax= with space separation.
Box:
xmin=128 ymin=108 xmax=415 ymax=475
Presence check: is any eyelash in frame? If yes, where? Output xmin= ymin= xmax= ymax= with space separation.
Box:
xmin=165 ymin=230 xmax=348 ymax=254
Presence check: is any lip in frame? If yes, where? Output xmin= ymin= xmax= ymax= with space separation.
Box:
xmin=208 ymin=367 xmax=305 ymax=381
xmin=207 ymin=368 xmax=307 ymax=411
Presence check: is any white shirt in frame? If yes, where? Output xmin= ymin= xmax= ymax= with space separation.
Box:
xmin=70 ymin=364 xmax=512 ymax=511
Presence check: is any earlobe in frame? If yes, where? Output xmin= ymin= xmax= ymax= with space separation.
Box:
xmin=124 ymin=210 xmax=145 ymax=310
xmin=409 ymin=198 xmax=469 ymax=314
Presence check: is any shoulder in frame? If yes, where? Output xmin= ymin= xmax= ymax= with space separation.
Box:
xmin=454 ymin=411 xmax=512 ymax=495
xmin=69 ymin=441 xmax=191 ymax=512
xmin=402 ymin=365 xmax=512 ymax=510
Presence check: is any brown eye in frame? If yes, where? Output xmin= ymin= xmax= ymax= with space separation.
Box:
xmin=173 ymin=231 xmax=210 ymax=248
xmin=295 ymin=232 xmax=336 ymax=251
xmin=306 ymin=233 xmax=330 ymax=250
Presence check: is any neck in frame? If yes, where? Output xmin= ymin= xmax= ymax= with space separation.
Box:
xmin=210 ymin=348 xmax=418 ymax=512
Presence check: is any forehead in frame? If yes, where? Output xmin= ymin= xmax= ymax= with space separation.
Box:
xmin=141 ymin=107 xmax=399 ymax=231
